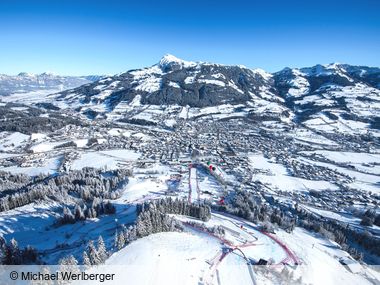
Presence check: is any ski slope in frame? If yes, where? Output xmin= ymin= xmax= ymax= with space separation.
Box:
xmin=100 ymin=211 xmax=377 ymax=285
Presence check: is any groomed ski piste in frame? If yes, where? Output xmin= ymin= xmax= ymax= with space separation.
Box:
xmin=100 ymin=212 xmax=376 ymax=285
xmin=188 ymin=166 xmax=200 ymax=204
xmin=85 ymin=163 xmax=378 ymax=285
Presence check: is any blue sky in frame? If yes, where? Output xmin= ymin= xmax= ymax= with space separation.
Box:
xmin=0 ymin=0 xmax=379 ymax=75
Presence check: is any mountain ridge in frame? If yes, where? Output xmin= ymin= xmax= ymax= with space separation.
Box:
xmin=46 ymin=55 xmax=379 ymax=127
xmin=1 ymin=55 xmax=379 ymax=136
xmin=0 ymin=73 xmax=103 ymax=96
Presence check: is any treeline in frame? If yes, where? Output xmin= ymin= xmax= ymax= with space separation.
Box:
xmin=0 ymin=168 xmax=131 ymax=213
xmin=53 ymin=168 xmax=132 ymax=201
xmin=136 ymin=197 xmax=211 ymax=222
xmin=53 ymin=236 xmax=108 ymax=269
xmin=0 ymin=184 xmax=51 ymax=212
xmin=0 ymin=236 xmax=38 ymax=265
xmin=114 ymin=207 xmax=182 ymax=251
xmin=54 ymin=236 xmax=115 ymax=271
xmin=0 ymin=105 xmax=85 ymax=134
xmin=213 ymin=191 xmax=296 ymax=233
xmin=184 ymin=221 xmax=226 ymax=238
xmin=114 ymin=197 xmax=210 ymax=251
xmin=58 ymin=199 xmax=116 ymax=225
xmin=360 ymin=209 xmax=380 ymax=227
xmin=238 ymin=189 xmax=380 ymax=261
xmin=296 ymin=206 xmax=380 ymax=261
xmin=222 ymin=190 xmax=380 ymax=262
xmin=80 ymin=198 xmax=210 ymax=265
xmin=0 ymin=171 xmax=31 ymax=194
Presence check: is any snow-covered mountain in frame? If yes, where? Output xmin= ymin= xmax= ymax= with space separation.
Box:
xmin=2 ymin=55 xmax=379 ymax=135
xmin=51 ymin=54 xmax=285 ymax=120
xmin=273 ymin=63 xmax=380 ymax=134
xmin=43 ymin=55 xmax=379 ymax=135
xmin=0 ymin=72 xmax=102 ymax=96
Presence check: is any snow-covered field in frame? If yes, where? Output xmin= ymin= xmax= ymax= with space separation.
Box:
xmin=70 ymin=149 xmax=140 ymax=170
xmin=298 ymin=155 xmax=380 ymax=193
xmin=0 ymin=132 xmax=30 ymax=151
xmin=0 ymin=155 xmax=62 ymax=175
xmin=249 ymin=153 xmax=338 ymax=193
xmin=303 ymin=150 xmax=380 ymax=175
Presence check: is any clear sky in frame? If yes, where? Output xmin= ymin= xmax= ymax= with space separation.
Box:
xmin=0 ymin=0 xmax=379 ymax=75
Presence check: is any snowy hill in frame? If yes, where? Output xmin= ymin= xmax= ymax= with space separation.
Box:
xmin=274 ymin=63 xmax=380 ymax=135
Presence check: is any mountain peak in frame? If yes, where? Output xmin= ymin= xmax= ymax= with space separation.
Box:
xmin=158 ymin=54 xmax=196 ymax=72
xmin=17 ymin=72 xmax=35 ymax=77
xmin=159 ymin=54 xmax=183 ymax=65
xmin=40 ymin=71 xmax=57 ymax=77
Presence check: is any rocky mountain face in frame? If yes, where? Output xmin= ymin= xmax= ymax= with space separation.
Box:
xmin=55 ymin=55 xmax=280 ymax=107
xmin=0 ymin=72 xmax=102 ymax=96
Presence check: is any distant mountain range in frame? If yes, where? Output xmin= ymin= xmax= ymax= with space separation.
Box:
xmin=1 ymin=55 xmax=379 ymax=134
xmin=0 ymin=72 xmax=102 ymax=96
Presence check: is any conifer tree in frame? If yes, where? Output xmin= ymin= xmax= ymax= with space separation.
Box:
xmin=97 ymin=236 xmax=107 ymax=263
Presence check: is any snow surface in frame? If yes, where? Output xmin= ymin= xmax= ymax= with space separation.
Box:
xmin=287 ymin=72 xmax=310 ymax=97
xmin=0 ymin=132 xmax=30 ymax=151
xmin=71 ymin=149 xmax=140 ymax=170
xmin=74 ymin=139 xmax=88 ymax=148
xmin=249 ymin=153 xmax=338 ymax=192
xmin=159 ymin=54 xmax=197 ymax=70
xmin=252 ymin=68 xmax=273 ymax=81
xmin=31 ymin=133 xmax=47 ymax=141
xmin=0 ymin=156 xmax=61 ymax=176
xmin=103 ymin=231 xmax=221 ymax=285
xmin=298 ymin=156 xmax=380 ymax=193
xmin=30 ymin=141 xmax=67 ymax=153
xmin=98 ymin=212 xmax=376 ymax=285
xmin=198 ymin=79 xmax=226 ymax=87
xmin=276 ymin=228 xmax=377 ymax=285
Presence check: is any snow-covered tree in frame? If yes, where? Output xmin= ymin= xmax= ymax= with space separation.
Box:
xmin=31 ymin=267 xmax=53 ymax=285
xmin=8 ymin=238 xmax=21 ymax=264
xmin=97 ymin=236 xmax=107 ymax=263
xmin=87 ymin=240 xmax=101 ymax=265
xmin=82 ymin=251 xmax=91 ymax=268
xmin=74 ymin=204 xmax=85 ymax=221
xmin=58 ymin=255 xmax=79 ymax=285
xmin=117 ymin=232 xmax=125 ymax=250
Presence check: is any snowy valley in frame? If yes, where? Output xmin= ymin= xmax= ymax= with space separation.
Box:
xmin=0 ymin=55 xmax=379 ymax=284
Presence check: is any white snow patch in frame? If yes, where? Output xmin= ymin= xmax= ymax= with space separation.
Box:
xmin=0 ymin=132 xmax=30 ymax=151
xmin=249 ymin=153 xmax=338 ymax=192
xmin=198 ymin=79 xmax=226 ymax=87
xmin=71 ymin=149 xmax=140 ymax=170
